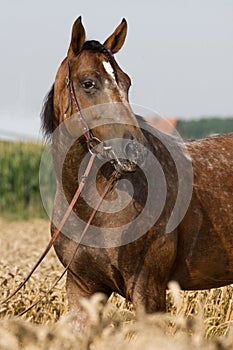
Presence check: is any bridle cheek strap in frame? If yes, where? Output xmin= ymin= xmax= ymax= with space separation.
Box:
xmin=65 ymin=59 xmax=93 ymax=144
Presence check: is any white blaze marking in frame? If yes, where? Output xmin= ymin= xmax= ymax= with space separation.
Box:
xmin=102 ymin=61 xmax=116 ymax=82
xmin=102 ymin=60 xmax=127 ymax=103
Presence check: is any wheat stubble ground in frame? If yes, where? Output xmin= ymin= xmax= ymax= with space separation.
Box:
xmin=0 ymin=219 xmax=232 ymax=349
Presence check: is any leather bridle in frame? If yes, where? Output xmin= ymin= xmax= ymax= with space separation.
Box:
xmin=65 ymin=58 xmax=126 ymax=168
xmin=65 ymin=59 xmax=92 ymax=143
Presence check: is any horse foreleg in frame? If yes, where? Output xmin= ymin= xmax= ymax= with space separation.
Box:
xmin=130 ymin=232 xmax=177 ymax=314
xmin=131 ymin=280 xmax=167 ymax=313
xmin=66 ymin=271 xmax=91 ymax=333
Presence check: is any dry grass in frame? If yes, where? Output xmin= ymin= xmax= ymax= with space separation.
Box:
xmin=0 ymin=219 xmax=233 ymax=349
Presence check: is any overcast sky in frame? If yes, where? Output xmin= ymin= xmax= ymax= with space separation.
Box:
xmin=0 ymin=0 xmax=233 ymax=139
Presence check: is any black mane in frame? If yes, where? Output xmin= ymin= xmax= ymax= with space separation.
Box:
xmin=83 ymin=40 xmax=118 ymax=82
xmin=40 ymin=84 xmax=54 ymax=140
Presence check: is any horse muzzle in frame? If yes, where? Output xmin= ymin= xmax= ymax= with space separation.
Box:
xmin=94 ymin=138 xmax=147 ymax=174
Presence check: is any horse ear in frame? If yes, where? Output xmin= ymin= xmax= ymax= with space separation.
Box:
xmin=68 ymin=16 xmax=86 ymax=58
xmin=103 ymin=18 xmax=127 ymax=54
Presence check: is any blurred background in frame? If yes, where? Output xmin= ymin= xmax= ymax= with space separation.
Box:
xmin=0 ymin=0 xmax=232 ymax=140
xmin=0 ymin=0 xmax=233 ymax=217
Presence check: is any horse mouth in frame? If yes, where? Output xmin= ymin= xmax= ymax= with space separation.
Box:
xmin=112 ymin=158 xmax=138 ymax=174
xmin=102 ymin=146 xmax=139 ymax=174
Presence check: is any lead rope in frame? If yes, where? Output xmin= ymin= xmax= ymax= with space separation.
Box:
xmin=0 ymin=152 xmax=97 ymax=306
xmin=17 ymin=170 xmax=118 ymax=317
xmin=1 ymin=59 xmax=95 ymax=307
xmin=1 ymin=58 xmax=117 ymax=313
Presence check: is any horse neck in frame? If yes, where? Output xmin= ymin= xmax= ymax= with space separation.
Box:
xmin=52 ymin=132 xmax=85 ymax=181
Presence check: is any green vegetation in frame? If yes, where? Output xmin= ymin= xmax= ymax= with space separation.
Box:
xmin=176 ymin=117 xmax=233 ymax=139
xmin=1 ymin=117 xmax=233 ymax=219
xmin=0 ymin=141 xmax=47 ymax=219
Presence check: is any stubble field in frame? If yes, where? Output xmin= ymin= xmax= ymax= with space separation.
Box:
xmin=0 ymin=219 xmax=233 ymax=349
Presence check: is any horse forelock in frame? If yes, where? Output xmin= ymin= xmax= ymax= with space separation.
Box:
xmin=82 ymin=40 xmax=104 ymax=52
xmin=82 ymin=40 xmax=118 ymax=82
xmin=40 ymin=84 xmax=54 ymax=140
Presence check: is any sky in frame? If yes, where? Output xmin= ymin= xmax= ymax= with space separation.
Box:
xmin=0 ymin=0 xmax=233 ymax=139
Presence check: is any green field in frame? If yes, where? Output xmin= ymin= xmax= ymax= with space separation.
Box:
xmin=177 ymin=117 xmax=233 ymax=139
xmin=0 ymin=141 xmax=46 ymax=219
xmin=1 ymin=117 xmax=233 ymax=219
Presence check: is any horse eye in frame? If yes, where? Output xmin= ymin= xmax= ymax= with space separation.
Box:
xmin=81 ymin=80 xmax=95 ymax=90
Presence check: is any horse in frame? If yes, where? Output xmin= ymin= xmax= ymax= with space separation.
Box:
xmin=41 ymin=17 xmax=233 ymax=331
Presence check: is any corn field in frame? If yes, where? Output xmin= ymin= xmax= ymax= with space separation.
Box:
xmin=0 ymin=141 xmax=52 ymax=219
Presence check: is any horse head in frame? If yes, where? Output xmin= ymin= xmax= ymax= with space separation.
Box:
xmin=50 ymin=17 xmax=147 ymax=174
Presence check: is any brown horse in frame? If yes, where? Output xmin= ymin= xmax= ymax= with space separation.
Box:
xmin=41 ymin=17 xmax=233 ymax=331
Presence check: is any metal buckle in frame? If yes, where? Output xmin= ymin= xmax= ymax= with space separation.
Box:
xmin=66 ymin=75 xmax=70 ymax=87
xmin=87 ymin=136 xmax=102 ymax=156
xmin=87 ymin=137 xmax=115 ymax=162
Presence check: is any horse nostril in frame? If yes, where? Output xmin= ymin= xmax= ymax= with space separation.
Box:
xmin=123 ymin=131 xmax=134 ymax=141
xmin=124 ymin=139 xmax=145 ymax=165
